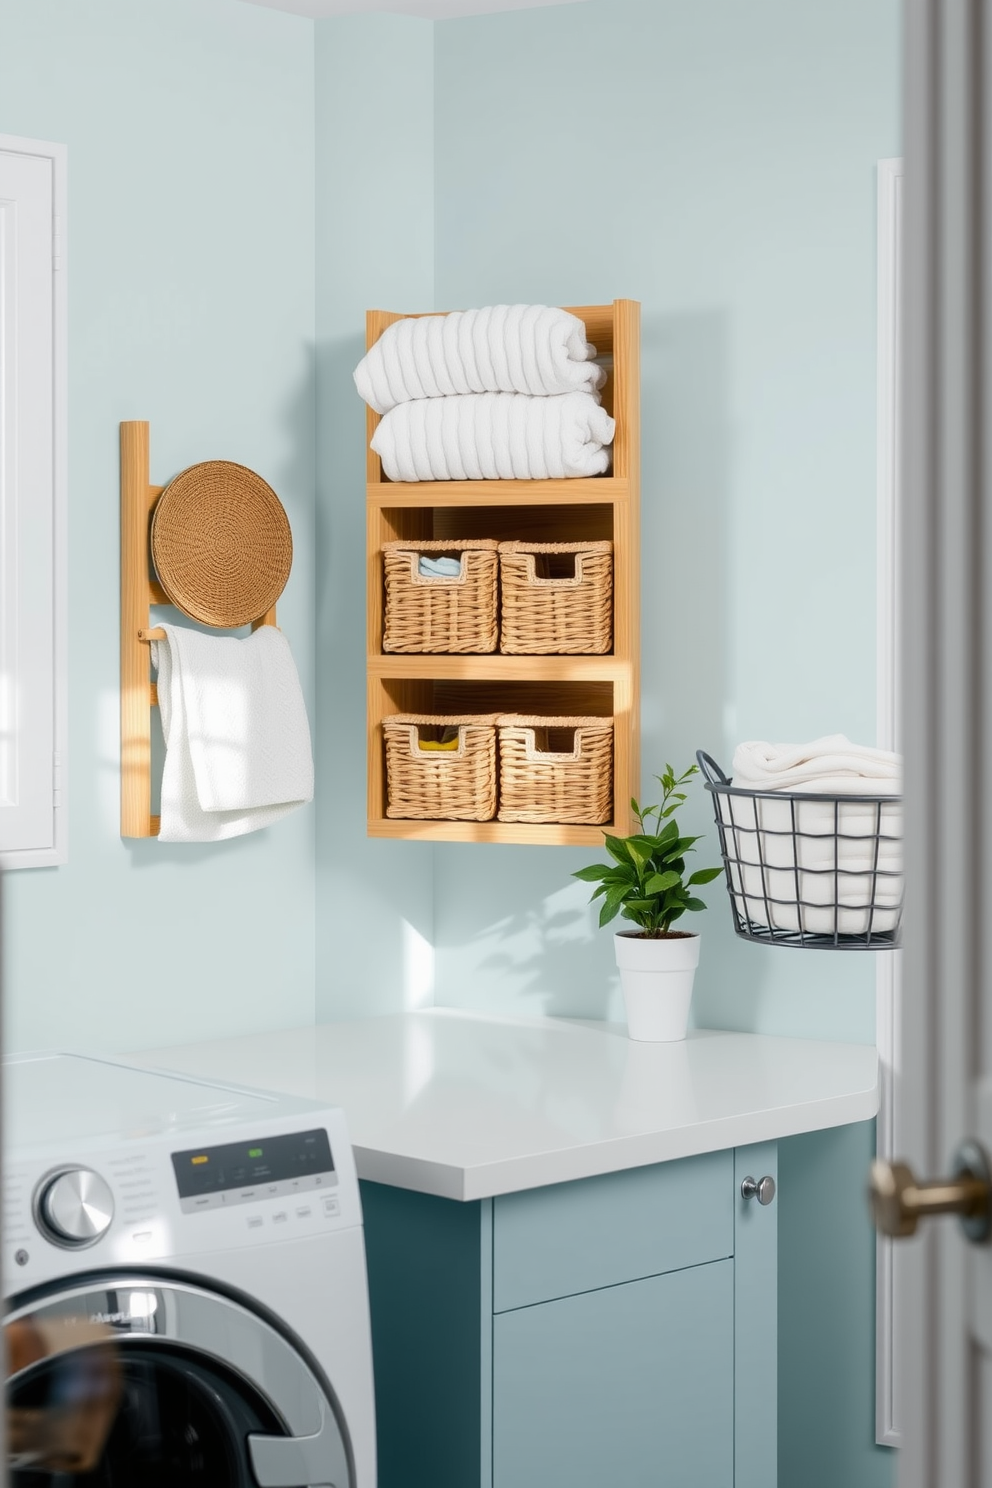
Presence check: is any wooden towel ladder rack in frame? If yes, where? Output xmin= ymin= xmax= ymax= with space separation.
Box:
xmin=119 ymin=420 xmax=277 ymax=838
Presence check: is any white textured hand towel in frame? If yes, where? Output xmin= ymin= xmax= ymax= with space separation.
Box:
xmin=721 ymin=735 xmax=903 ymax=935
xmin=371 ymin=391 xmax=615 ymax=482
xmin=354 ymin=304 xmax=607 ymax=415
xmin=151 ymin=623 xmax=313 ymax=843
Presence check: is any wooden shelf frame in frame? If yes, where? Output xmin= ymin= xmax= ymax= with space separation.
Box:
xmin=365 ymin=300 xmax=641 ymax=845
xmin=119 ymin=421 xmax=277 ymax=839
xmin=368 ymin=478 xmax=630 ymax=508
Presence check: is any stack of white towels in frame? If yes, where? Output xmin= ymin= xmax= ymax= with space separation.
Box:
xmin=353 ymin=304 xmax=616 ymax=482
xmin=720 ymin=735 xmax=903 ymax=936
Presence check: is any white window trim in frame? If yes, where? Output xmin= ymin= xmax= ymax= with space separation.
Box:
xmin=0 ymin=133 xmax=68 ymax=868
xmin=875 ymin=153 xmax=902 ymax=1450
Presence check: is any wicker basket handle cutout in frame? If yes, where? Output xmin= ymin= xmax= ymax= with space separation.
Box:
xmin=151 ymin=460 xmax=292 ymax=628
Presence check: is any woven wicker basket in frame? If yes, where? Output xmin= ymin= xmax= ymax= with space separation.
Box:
xmin=499 ymin=541 xmax=613 ymax=655
xmin=384 ymin=714 xmax=499 ymax=820
xmin=151 ymin=460 xmax=292 ymax=628
xmin=383 ymin=540 xmax=499 ymax=653
xmin=497 ymin=715 xmax=613 ymax=824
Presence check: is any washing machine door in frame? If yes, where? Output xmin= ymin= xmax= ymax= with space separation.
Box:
xmin=5 ymin=1273 xmax=352 ymax=1488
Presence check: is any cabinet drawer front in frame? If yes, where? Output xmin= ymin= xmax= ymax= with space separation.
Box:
xmin=493 ymin=1258 xmax=734 ymax=1488
xmin=493 ymin=1150 xmax=733 ymax=1312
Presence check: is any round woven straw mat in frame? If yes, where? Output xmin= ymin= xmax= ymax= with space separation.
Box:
xmin=151 ymin=461 xmax=292 ymax=628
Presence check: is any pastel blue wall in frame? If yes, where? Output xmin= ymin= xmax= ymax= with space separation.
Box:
xmin=428 ymin=4 xmax=899 ymax=1485
xmin=0 ymin=0 xmax=317 ymax=1052
xmin=431 ymin=0 xmax=897 ymax=1047
xmin=0 ymin=3 xmax=898 ymax=1482
xmin=313 ymin=14 xmax=435 ymax=1021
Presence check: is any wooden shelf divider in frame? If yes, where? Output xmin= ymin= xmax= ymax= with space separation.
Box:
xmin=368 ymin=477 xmax=630 ymax=508
xmin=366 ymin=300 xmax=641 ymax=845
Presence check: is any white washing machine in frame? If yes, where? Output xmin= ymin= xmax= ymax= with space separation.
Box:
xmin=3 ymin=1052 xmax=376 ymax=1487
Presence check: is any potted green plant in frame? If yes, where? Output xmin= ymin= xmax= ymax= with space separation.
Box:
xmin=573 ymin=763 xmax=723 ymax=1041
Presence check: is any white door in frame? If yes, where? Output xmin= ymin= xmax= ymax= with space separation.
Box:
xmin=873 ymin=3 xmax=992 ymax=1483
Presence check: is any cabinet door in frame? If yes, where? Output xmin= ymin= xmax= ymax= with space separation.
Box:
xmin=494 ymin=1151 xmax=733 ymax=1311
xmin=493 ymin=1258 xmax=733 ymax=1488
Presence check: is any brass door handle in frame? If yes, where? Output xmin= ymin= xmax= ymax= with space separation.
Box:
xmin=869 ymin=1139 xmax=992 ymax=1242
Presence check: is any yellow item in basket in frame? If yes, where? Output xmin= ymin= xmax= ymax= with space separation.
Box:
xmin=419 ymin=728 xmax=460 ymax=752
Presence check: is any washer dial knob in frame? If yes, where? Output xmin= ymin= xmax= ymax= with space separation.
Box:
xmin=37 ymin=1168 xmax=114 ymax=1247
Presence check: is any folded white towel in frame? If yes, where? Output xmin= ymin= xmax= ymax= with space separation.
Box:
xmin=731 ymin=734 xmax=901 ymax=794
xmin=371 ymin=391 xmax=615 ymax=482
xmin=354 ymin=304 xmax=607 ymax=415
xmin=151 ymin=623 xmax=313 ymax=843
xmin=720 ymin=736 xmax=902 ymax=935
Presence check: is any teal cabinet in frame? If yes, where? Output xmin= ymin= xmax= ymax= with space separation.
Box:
xmin=360 ymin=1141 xmax=777 ymax=1488
xmin=494 ymin=1260 xmax=734 ymax=1488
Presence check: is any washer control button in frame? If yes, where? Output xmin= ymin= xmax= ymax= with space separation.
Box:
xmin=190 ymin=1193 xmax=219 ymax=1212
xmin=36 ymin=1168 xmax=114 ymax=1248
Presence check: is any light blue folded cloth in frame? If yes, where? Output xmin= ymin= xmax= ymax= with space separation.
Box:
xmin=418 ymin=555 xmax=463 ymax=578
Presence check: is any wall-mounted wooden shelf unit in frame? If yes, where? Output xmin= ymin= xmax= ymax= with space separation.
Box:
xmin=366 ymin=300 xmax=640 ymax=845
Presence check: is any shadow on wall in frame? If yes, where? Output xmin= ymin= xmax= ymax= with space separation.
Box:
xmin=639 ymin=306 xmax=770 ymax=1026
xmin=315 ymin=329 xmax=435 ymax=1017
xmin=638 ymin=306 xmax=729 ymax=773
xmin=315 ymin=328 xmax=366 ymax=804
xmin=432 ymin=309 xmax=773 ymax=1021
xmin=436 ymin=853 xmax=622 ymax=1021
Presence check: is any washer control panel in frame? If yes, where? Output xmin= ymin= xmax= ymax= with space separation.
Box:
xmin=172 ymin=1128 xmax=337 ymax=1215
xmin=6 ymin=1105 xmax=360 ymax=1289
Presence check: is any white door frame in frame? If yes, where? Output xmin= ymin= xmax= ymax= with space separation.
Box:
xmin=875 ymin=154 xmax=903 ymax=1449
xmin=0 ymin=132 xmax=67 ymax=868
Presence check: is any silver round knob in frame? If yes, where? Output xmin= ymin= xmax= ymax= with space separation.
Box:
xmin=37 ymin=1168 xmax=114 ymax=1247
xmin=741 ymin=1174 xmax=776 ymax=1206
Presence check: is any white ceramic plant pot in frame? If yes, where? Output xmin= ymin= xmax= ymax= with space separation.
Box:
xmin=614 ymin=931 xmax=701 ymax=1042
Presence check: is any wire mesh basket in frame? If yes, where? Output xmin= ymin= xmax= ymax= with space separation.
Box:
xmin=696 ymin=750 xmax=903 ymax=950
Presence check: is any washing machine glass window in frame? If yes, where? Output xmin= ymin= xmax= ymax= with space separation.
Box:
xmin=6 ymin=1274 xmax=354 ymax=1488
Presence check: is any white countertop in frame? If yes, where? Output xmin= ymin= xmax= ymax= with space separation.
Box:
xmin=134 ymin=1010 xmax=879 ymax=1202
